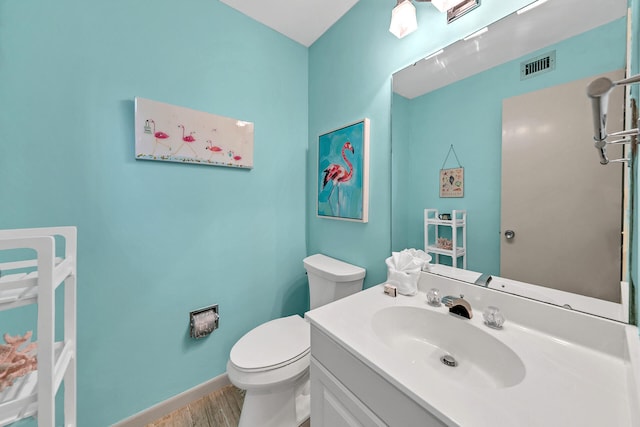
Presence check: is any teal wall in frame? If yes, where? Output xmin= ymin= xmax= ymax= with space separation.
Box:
xmin=307 ymin=0 xmax=532 ymax=287
xmin=394 ymin=19 xmax=627 ymax=274
xmin=0 ymin=0 xmax=308 ymax=425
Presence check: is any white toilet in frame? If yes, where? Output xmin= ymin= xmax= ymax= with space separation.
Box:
xmin=227 ymin=254 xmax=366 ymax=427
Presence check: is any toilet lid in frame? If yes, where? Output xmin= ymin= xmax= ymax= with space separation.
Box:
xmin=230 ymin=315 xmax=310 ymax=372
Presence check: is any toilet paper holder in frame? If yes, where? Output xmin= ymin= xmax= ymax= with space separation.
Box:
xmin=189 ymin=304 xmax=220 ymax=339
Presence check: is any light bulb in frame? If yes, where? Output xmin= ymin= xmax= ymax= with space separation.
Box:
xmin=389 ymin=0 xmax=418 ymax=39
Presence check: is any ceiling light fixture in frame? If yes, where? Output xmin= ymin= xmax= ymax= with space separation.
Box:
xmin=447 ymin=0 xmax=480 ymax=23
xmin=389 ymin=0 xmax=418 ymax=39
xmin=390 ymin=0 xmax=480 ymax=39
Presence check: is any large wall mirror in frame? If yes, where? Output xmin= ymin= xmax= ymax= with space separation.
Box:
xmin=391 ymin=0 xmax=633 ymax=322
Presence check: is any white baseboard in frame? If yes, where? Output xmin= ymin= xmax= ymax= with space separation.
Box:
xmin=112 ymin=373 xmax=230 ymax=427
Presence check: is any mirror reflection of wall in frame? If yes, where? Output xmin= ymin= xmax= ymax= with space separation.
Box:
xmin=391 ymin=0 xmax=629 ymax=319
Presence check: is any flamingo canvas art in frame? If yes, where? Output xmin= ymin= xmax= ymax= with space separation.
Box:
xmin=134 ymin=97 xmax=254 ymax=169
xmin=317 ymin=119 xmax=369 ymax=222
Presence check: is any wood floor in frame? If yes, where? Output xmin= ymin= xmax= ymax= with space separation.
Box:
xmin=146 ymin=385 xmax=244 ymax=427
xmin=146 ymin=384 xmax=311 ymax=427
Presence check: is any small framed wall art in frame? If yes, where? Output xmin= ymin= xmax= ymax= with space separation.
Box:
xmin=440 ymin=167 xmax=464 ymax=197
xmin=439 ymin=144 xmax=464 ymax=198
xmin=134 ymin=97 xmax=254 ymax=169
xmin=317 ymin=119 xmax=370 ymax=222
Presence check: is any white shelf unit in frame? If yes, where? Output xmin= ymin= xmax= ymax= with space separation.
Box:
xmin=424 ymin=209 xmax=466 ymax=269
xmin=0 ymin=227 xmax=77 ymax=427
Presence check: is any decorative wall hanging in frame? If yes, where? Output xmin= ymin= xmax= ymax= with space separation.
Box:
xmin=317 ymin=119 xmax=370 ymax=222
xmin=134 ymin=97 xmax=254 ymax=169
xmin=439 ymin=144 xmax=464 ymax=198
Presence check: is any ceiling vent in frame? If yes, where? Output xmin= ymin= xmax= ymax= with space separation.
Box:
xmin=520 ymin=51 xmax=556 ymax=80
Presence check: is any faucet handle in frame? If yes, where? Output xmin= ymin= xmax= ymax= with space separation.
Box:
xmin=426 ymin=288 xmax=442 ymax=307
xmin=483 ymin=306 xmax=505 ymax=329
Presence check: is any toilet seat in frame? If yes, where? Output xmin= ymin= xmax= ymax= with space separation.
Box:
xmin=229 ymin=315 xmax=310 ymax=373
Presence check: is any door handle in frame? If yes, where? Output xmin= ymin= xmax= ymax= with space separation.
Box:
xmin=504 ymin=230 xmax=515 ymax=239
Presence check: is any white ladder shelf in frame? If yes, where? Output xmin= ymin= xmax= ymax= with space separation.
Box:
xmin=0 ymin=227 xmax=77 ymax=427
xmin=424 ymin=209 xmax=467 ymax=269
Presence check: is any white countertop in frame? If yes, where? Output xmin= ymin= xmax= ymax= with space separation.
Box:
xmin=306 ymin=281 xmax=637 ymax=426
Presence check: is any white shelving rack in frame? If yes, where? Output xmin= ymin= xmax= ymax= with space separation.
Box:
xmin=0 ymin=227 xmax=77 ymax=427
xmin=424 ymin=209 xmax=466 ymax=269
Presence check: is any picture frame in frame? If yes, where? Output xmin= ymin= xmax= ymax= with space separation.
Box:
xmin=317 ymin=119 xmax=369 ymax=222
xmin=440 ymin=167 xmax=464 ymax=198
xmin=134 ymin=97 xmax=254 ymax=169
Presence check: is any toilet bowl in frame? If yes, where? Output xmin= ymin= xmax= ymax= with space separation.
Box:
xmin=227 ymin=254 xmax=365 ymax=427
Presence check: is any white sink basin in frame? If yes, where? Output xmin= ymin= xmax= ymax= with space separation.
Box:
xmin=372 ymin=306 xmax=526 ymax=389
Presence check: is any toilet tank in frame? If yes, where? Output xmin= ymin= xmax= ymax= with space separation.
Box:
xmin=303 ymin=254 xmax=366 ymax=310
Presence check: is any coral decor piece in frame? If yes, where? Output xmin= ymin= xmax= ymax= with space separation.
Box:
xmin=0 ymin=331 xmax=37 ymax=391
xmin=437 ymin=237 xmax=453 ymax=250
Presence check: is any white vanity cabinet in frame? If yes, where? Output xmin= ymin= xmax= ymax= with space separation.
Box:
xmin=307 ymin=278 xmax=640 ymax=427
xmin=310 ymin=359 xmax=385 ymax=427
xmin=310 ymin=325 xmax=448 ymax=427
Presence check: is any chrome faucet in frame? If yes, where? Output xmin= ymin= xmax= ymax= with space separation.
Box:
xmin=442 ymin=294 xmax=473 ymax=319
xmin=474 ymin=273 xmax=493 ymax=287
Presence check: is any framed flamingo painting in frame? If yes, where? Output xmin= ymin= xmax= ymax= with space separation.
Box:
xmin=317 ymin=119 xmax=369 ymax=223
xmin=134 ymin=97 xmax=254 ymax=169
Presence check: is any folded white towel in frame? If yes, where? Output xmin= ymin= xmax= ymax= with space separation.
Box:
xmin=404 ymin=248 xmax=432 ymax=271
xmin=385 ymin=249 xmax=431 ymax=296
